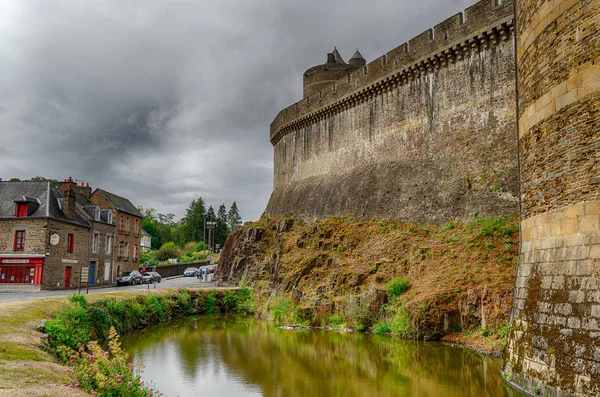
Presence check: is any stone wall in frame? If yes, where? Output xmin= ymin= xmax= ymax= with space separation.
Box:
xmin=266 ymin=0 xmax=519 ymax=224
xmin=0 ymin=219 xmax=48 ymax=255
xmin=44 ymin=219 xmax=91 ymax=289
xmin=504 ymin=0 xmax=600 ymax=396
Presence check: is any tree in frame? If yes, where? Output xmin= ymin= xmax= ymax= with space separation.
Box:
xmin=227 ymin=202 xmax=242 ymax=232
xmin=206 ymin=206 xmax=216 ymax=222
xmin=181 ymin=198 xmax=206 ymax=244
xmin=215 ymin=204 xmax=229 ymax=247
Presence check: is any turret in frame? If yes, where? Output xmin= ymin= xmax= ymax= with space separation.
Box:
xmin=302 ymin=47 xmax=362 ymax=99
xmin=349 ymin=50 xmax=366 ymax=68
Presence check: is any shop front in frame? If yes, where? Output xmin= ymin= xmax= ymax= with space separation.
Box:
xmin=0 ymin=256 xmax=44 ymax=285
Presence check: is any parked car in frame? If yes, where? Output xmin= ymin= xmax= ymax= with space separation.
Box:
xmin=142 ymin=272 xmax=162 ymax=284
xmin=117 ymin=271 xmax=143 ymax=286
xmin=183 ymin=267 xmax=198 ymax=277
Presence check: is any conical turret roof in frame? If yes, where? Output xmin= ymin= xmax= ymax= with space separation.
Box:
xmin=332 ymin=47 xmax=347 ymax=64
xmin=350 ymin=49 xmax=365 ymax=61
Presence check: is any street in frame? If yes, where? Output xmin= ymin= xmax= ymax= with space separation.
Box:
xmin=0 ymin=276 xmax=215 ymax=302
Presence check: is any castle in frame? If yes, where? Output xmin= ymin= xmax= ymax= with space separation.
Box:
xmin=266 ymin=0 xmax=600 ymax=395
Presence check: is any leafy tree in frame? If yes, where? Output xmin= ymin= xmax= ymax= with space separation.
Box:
xmin=227 ymin=201 xmax=242 ymax=232
xmin=206 ymin=206 xmax=216 ymax=222
xmin=156 ymin=242 xmax=179 ymax=261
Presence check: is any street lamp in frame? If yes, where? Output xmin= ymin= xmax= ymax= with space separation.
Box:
xmin=206 ymin=221 xmax=217 ymax=253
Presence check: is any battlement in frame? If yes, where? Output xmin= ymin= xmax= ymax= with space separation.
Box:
xmin=270 ymin=0 xmax=514 ymax=145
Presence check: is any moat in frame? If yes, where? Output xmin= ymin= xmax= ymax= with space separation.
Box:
xmin=122 ymin=315 xmax=523 ymax=397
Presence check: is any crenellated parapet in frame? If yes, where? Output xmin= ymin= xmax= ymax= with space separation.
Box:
xmin=270 ymin=0 xmax=514 ymax=146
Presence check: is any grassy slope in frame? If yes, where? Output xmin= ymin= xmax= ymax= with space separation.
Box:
xmin=0 ymin=288 xmax=233 ymax=397
xmin=221 ymin=215 xmax=519 ymax=353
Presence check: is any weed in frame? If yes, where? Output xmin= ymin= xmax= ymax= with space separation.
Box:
xmin=497 ymin=322 xmax=511 ymax=338
xmin=444 ymin=220 xmax=456 ymax=230
xmin=385 ymin=277 xmax=411 ymax=296
xmin=329 ymin=314 xmax=344 ymax=326
xmin=372 ymin=320 xmax=391 ymax=335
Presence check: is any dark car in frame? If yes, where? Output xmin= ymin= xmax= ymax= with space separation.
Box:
xmin=117 ymin=270 xmax=142 ymax=286
xmin=142 ymin=272 xmax=162 ymax=284
xmin=183 ymin=267 xmax=198 ymax=277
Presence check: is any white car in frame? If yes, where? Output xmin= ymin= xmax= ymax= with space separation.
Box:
xmin=183 ymin=267 xmax=198 ymax=277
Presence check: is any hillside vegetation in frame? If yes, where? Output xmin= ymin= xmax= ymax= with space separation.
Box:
xmin=217 ymin=215 xmax=519 ymax=353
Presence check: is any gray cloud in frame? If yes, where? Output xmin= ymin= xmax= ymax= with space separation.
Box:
xmin=0 ymin=0 xmax=474 ymax=221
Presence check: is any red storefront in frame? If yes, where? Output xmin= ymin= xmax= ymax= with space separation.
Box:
xmin=0 ymin=256 xmax=44 ymax=285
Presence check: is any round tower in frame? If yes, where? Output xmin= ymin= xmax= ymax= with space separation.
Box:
xmin=349 ymin=49 xmax=366 ymax=68
xmin=303 ymin=47 xmax=358 ymax=98
xmin=505 ymin=0 xmax=600 ymax=396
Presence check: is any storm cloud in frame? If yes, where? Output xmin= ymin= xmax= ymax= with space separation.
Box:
xmin=0 ymin=0 xmax=474 ymax=221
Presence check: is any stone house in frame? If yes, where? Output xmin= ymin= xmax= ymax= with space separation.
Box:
xmin=0 ymin=181 xmax=91 ymax=290
xmin=90 ymin=188 xmax=143 ymax=277
xmin=58 ymin=179 xmax=117 ymax=286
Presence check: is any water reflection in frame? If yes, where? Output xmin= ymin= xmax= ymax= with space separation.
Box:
xmin=122 ymin=316 xmax=521 ymax=397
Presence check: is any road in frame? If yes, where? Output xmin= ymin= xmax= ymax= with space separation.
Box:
xmin=0 ymin=276 xmax=215 ymax=302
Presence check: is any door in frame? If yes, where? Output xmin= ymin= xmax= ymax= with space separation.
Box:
xmin=104 ymin=261 xmax=111 ymax=282
xmin=89 ymin=262 xmax=96 ymax=285
xmin=65 ymin=266 xmax=71 ymax=288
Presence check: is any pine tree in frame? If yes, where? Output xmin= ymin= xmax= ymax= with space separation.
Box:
xmin=215 ymin=204 xmax=229 ymax=247
xmin=227 ymin=201 xmax=242 ymax=232
xmin=206 ymin=206 xmax=216 ymax=222
xmin=181 ymin=197 xmax=206 ymax=243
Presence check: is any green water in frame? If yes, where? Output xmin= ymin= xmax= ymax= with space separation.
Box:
xmin=121 ymin=315 xmax=522 ymax=397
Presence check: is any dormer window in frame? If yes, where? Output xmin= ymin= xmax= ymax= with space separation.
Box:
xmin=15 ymin=203 xmax=28 ymax=217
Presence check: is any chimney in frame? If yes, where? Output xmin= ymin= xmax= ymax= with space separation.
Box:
xmin=58 ymin=177 xmax=91 ymax=198
xmin=63 ymin=183 xmax=77 ymax=220
xmin=327 ymin=52 xmax=335 ymax=63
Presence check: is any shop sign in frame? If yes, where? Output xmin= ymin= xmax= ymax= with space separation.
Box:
xmin=50 ymin=234 xmax=60 ymax=245
xmin=1 ymin=259 xmax=29 ymax=264
xmin=62 ymin=259 xmax=78 ymax=264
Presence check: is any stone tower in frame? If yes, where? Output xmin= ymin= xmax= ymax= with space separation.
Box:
xmin=505 ymin=0 xmax=600 ymax=395
xmin=302 ymin=47 xmax=361 ymax=98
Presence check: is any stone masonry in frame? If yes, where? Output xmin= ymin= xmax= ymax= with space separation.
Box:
xmin=504 ymin=0 xmax=600 ymax=396
xmin=266 ymin=0 xmax=519 ymax=224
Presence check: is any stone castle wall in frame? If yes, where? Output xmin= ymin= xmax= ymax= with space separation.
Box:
xmin=504 ymin=0 xmax=600 ymax=396
xmin=266 ymin=0 xmax=519 ymax=224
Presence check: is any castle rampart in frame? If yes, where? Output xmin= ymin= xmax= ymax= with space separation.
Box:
xmin=504 ymin=0 xmax=600 ymax=395
xmin=266 ymin=0 xmax=519 ymax=224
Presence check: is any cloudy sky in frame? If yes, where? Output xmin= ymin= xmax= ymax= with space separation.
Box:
xmin=0 ymin=0 xmax=474 ymax=221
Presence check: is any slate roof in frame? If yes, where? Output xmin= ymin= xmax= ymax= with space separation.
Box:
xmin=350 ymin=49 xmax=365 ymax=61
xmin=0 ymin=181 xmax=89 ymax=227
xmin=95 ymin=189 xmax=142 ymax=218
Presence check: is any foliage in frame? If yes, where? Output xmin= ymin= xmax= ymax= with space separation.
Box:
xmin=181 ymin=198 xmax=206 ymax=245
xmin=270 ymin=297 xmax=305 ymax=325
xmin=385 ymin=277 xmax=411 ymax=296
xmin=155 ymin=242 xmax=179 ymax=261
xmin=468 ymin=215 xmax=518 ymax=237
xmin=66 ymin=327 xmax=159 ymax=397
xmin=497 ymin=322 xmax=511 ymax=338
xmin=373 ymin=320 xmax=391 ymax=335
xmin=329 ymin=314 xmax=344 ymax=326
xmin=227 ymin=201 xmax=243 ymax=232
xmin=139 ymin=250 xmax=155 ymax=265
xmin=45 ymin=295 xmax=92 ymax=356
xmin=184 ymin=241 xmax=198 ymax=252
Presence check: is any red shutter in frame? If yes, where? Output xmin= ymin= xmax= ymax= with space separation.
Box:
xmin=18 ymin=204 xmax=28 ymax=217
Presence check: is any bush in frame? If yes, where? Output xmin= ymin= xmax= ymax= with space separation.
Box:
xmin=385 ymin=277 xmax=411 ymax=296
xmin=45 ymin=295 xmax=92 ymax=355
xmin=271 ymin=297 xmax=305 ymax=325
xmin=196 ymin=241 xmax=207 ymax=251
xmin=66 ymin=327 xmax=159 ymax=396
xmin=156 ymin=242 xmax=178 ymax=261
xmin=373 ymin=320 xmax=391 ymax=335
xmin=139 ymin=250 xmax=155 ymax=264
xmin=184 ymin=241 xmax=197 ymax=252
xmin=329 ymin=314 xmax=344 ymax=326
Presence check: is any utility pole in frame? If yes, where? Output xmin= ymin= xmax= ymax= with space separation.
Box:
xmin=206 ymin=221 xmax=216 ymax=253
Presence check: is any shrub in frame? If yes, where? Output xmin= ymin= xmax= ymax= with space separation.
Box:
xmin=139 ymin=250 xmax=155 ymax=264
xmin=196 ymin=241 xmax=207 ymax=252
xmin=388 ymin=305 xmax=412 ymax=337
xmin=184 ymin=241 xmax=197 ymax=252
xmin=156 ymin=242 xmax=179 ymax=261
xmin=329 ymin=314 xmax=344 ymax=326
xmin=385 ymin=277 xmax=411 ymax=296
xmin=66 ymin=327 xmax=159 ymax=396
xmin=45 ymin=295 xmax=92 ymax=355
xmin=372 ymin=320 xmax=391 ymax=335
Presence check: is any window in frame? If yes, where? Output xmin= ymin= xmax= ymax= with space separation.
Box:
xmin=124 ymin=242 xmax=129 ymax=259
xmin=134 ymin=219 xmax=139 ymax=235
xmin=126 ymin=217 xmax=130 ymax=231
xmin=92 ymin=233 xmax=100 ymax=253
xmin=67 ymin=234 xmax=74 ymax=254
xmin=107 ymin=211 xmax=113 ymax=224
xmin=120 ymin=216 xmax=125 ymax=232
xmin=15 ymin=203 xmax=28 ymax=217
xmin=106 ymin=235 xmax=113 ymax=254
xmin=14 ymin=230 xmax=25 ymax=251
xmin=133 ymin=244 xmax=138 ymax=260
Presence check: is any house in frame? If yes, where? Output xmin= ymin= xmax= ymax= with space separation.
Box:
xmin=58 ymin=179 xmax=116 ymax=286
xmin=141 ymin=229 xmax=152 ymax=252
xmin=0 ymin=181 xmax=90 ymax=290
xmin=90 ymin=188 xmax=143 ymax=278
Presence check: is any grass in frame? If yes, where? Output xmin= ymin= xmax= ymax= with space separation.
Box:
xmin=385 ymin=277 xmax=411 ymax=296
xmin=0 ymin=286 xmax=244 ymax=397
